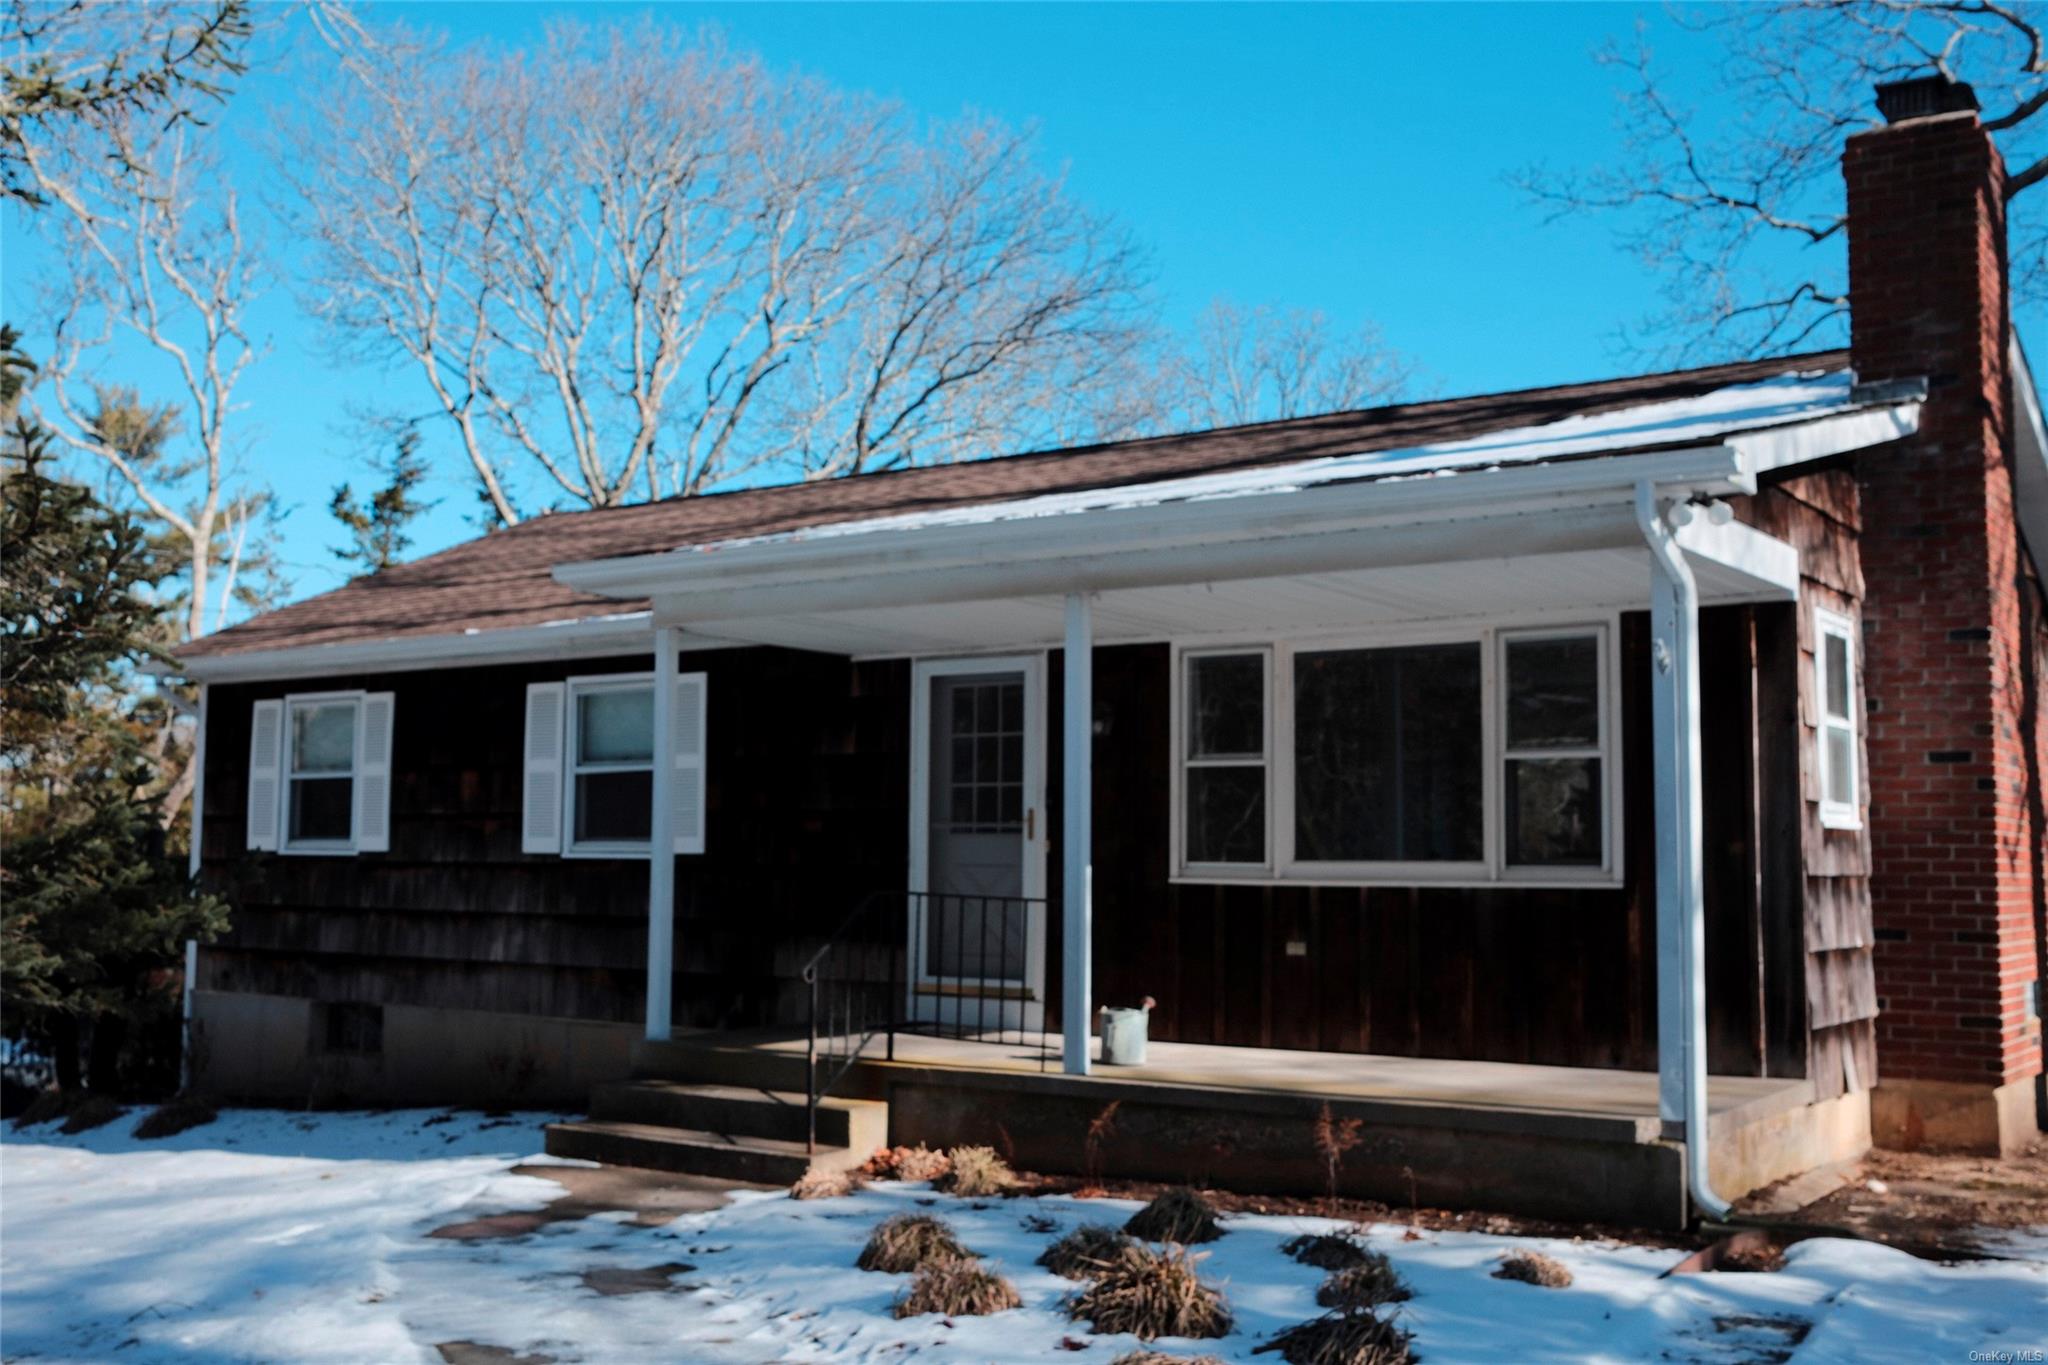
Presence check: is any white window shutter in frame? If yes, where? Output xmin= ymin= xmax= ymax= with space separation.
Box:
xmin=522 ymin=682 xmax=566 ymax=854
xmin=246 ymin=699 xmax=283 ymax=851
xmin=673 ymin=672 xmax=707 ymax=854
xmin=355 ymin=692 xmax=395 ymax=853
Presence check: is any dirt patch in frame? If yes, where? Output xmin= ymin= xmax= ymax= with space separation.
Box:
xmin=428 ymin=1164 xmax=759 ymax=1241
xmin=1737 ymin=1139 xmax=2048 ymax=1256
xmin=578 ymin=1262 xmax=695 ymax=1296
xmin=435 ymin=1343 xmax=555 ymax=1365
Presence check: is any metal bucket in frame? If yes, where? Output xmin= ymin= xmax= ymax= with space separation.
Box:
xmin=1099 ymin=1006 xmax=1150 ymax=1066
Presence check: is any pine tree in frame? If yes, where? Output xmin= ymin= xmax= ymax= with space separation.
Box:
xmin=330 ymin=426 xmax=435 ymax=573
xmin=1 ymin=385 xmax=228 ymax=1094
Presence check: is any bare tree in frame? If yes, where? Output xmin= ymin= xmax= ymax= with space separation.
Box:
xmin=1 ymin=0 xmax=252 ymax=207
xmin=1118 ymin=299 xmax=1418 ymax=434
xmin=1517 ymin=1 xmax=2048 ymax=361
xmin=24 ymin=115 xmax=271 ymax=648
xmin=288 ymin=18 xmax=1146 ymax=519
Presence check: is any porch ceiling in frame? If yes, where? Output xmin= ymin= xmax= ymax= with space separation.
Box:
xmin=680 ymin=540 xmax=1793 ymax=657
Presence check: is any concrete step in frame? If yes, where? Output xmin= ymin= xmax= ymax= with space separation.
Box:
xmin=631 ymin=1036 xmax=887 ymax=1100
xmin=543 ymin=1119 xmax=861 ymax=1184
xmin=589 ymin=1080 xmax=888 ymax=1154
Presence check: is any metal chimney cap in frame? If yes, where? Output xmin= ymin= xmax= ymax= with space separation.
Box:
xmin=1876 ymin=73 xmax=1980 ymax=123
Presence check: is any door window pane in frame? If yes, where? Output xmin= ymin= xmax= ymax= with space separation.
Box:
xmin=1506 ymin=636 xmax=1600 ymax=749
xmin=1186 ymin=765 xmax=1266 ymax=864
xmin=1294 ymin=643 xmax=1483 ymax=862
xmin=1187 ymin=654 xmax=1264 ymax=758
xmin=577 ymin=688 xmax=653 ymax=764
xmin=1507 ymin=757 xmax=1602 ymax=866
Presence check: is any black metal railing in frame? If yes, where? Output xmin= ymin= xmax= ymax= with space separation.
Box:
xmin=802 ymin=889 xmax=1051 ymax=1153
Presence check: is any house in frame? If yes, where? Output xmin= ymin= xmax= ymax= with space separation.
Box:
xmin=173 ymin=77 xmax=2046 ymax=1229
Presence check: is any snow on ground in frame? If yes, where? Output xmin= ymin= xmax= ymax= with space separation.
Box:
xmin=3 ymin=1107 xmax=2044 ymax=1364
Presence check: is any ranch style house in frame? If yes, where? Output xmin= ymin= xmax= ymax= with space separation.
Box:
xmin=172 ymin=77 xmax=2048 ymax=1229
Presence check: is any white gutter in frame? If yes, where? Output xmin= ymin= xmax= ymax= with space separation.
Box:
xmin=1635 ymin=479 xmax=1731 ymax=1223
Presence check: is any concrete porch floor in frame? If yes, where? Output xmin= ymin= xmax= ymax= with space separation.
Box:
xmin=662 ymin=1025 xmax=1814 ymax=1139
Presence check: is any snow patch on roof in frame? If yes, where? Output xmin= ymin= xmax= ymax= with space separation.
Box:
xmin=690 ymin=367 xmax=1858 ymax=553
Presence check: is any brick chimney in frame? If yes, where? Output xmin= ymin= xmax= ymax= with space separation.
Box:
xmin=1844 ymin=74 xmax=2045 ymax=1154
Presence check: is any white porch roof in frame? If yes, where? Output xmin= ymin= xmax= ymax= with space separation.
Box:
xmin=555 ymin=370 xmax=1918 ymax=656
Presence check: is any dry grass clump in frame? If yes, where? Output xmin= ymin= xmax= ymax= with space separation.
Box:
xmin=1493 ymin=1248 xmax=1573 ymax=1288
xmin=862 ymin=1144 xmax=953 ymax=1183
xmin=856 ymin=1213 xmax=973 ymax=1273
xmin=1254 ymin=1311 xmax=1416 ymax=1365
xmin=1067 ymin=1243 xmax=1231 ymax=1341
xmin=1037 ymin=1223 xmax=1133 ymax=1279
xmin=936 ymin=1144 xmax=1015 ymax=1196
xmin=59 ymin=1094 xmax=126 ymax=1134
xmin=789 ymin=1166 xmax=867 ymax=1200
xmin=1123 ymin=1187 xmax=1224 ymax=1244
xmin=1110 ymin=1352 xmax=1228 ymax=1365
xmin=132 ymin=1095 xmax=218 ymax=1140
xmin=1282 ymin=1230 xmax=1374 ymax=1271
xmin=1314 ymin=1252 xmax=1410 ymax=1312
xmin=892 ymin=1257 xmax=1022 ymax=1319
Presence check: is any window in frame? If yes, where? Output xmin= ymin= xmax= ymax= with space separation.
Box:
xmin=1182 ymin=650 xmax=1269 ymax=867
xmin=568 ymin=679 xmax=655 ymax=850
xmin=1814 ymin=608 xmax=1861 ymax=829
xmin=1173 ymin=622 xmax=1617 ymax=886
xmin=287 ymin=696 xmax=358 ymax=849
xmin=1502 ymin=632 xmax=1605 ymax=867
xmin=248 ymin=692 xmax=393 ymax=856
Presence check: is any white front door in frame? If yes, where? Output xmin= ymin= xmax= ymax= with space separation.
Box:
xmin=908 ymin=655 xmax=1046 ymax=1031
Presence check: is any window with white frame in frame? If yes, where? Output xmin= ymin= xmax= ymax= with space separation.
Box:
xmin=521 ymin=669 xmax=708 ymax=858
xmin=568 ymin=677 xmax=655 ymax=851
xmin=1814 ymin=608 xmax=1861 ymax=828
xmin=287 ymin=696 xmax=359 ymax=849
xmin=1173 ymin=623 xmax=1617 ymax=885
xmin=246 ymin=690 xmax=394 ymax=856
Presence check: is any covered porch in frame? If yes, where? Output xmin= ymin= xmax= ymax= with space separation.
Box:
xmin=549 ymin=371 xmax=1916 ymax=1224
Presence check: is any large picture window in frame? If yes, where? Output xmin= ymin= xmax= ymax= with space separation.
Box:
xmin=1173 ymin=622 xmax=1618 ymax=886
xmin=568 ymin=679 xmax=655 ymax=851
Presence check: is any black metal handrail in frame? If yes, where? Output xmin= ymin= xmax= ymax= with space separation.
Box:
xmin=802 ymin=888 xmax=1051 ymax=1153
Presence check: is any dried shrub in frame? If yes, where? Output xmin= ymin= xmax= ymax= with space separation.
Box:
xmin=1067 ymin=1243 xmax=1231 ymax=1341
xmin=132 ymin=1095 xmax=217 ymax=1140
xmin=1037 ymin=1223 xmax=1133 ymax=1279
xmin=938 ymin=1144 xmax=1015 ymax=1197
xmin=1312 ymin=1102 xmax=1365 ymax=1205
xmin=1493 ymin=1249 xmax=1573 ymax=1288
xmin=1111 ymin=1352 xmax=1227 ymax=1365
xmin=1282 ymin=1230 xmax=1374 ymax=1271
xmin=11 ymin=1090 xmax=72 ymax=1128
xmin=856 ymin=1213 xmax=973 ymax=1273
xmin=862 ymin=1144 xmax=952 ymax=1183
xmin=1315 ymin=1253 xmax=1410 ymax=1312
xmin=1255 ymin=1311 xmax=1415 ymax=1365
xmin=1123 ymin=1187 xmax=1223 ymax=1244
xmin=892 ymin=1257 xmax=1022 ymax=1318
xmin=790 ymin=1166 xmax=867 ymax=1200
xmin=59 ymin=1094 xmax=126 ymax=1134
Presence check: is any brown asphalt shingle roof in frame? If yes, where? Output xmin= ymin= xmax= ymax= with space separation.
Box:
xmin=179 ymin=350 xmax=1846 ymax=660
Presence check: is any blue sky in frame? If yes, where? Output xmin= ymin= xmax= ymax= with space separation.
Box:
xmin=4 ymin=3 xmax=1931 ymax=609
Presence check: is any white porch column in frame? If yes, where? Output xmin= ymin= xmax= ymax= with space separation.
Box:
xmin=1062 ymin=593 xmax=1094 ymax=1076
xmin=182 ymin=682 xmax=207 ymax=1092
xmin=646 ymin=626 xmax=679 ymax=1041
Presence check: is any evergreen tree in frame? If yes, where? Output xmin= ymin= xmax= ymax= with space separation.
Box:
xmin=330 ymin=426 xmax=435 ymax=573
xmin=2 ymin=378 xmax=228 ymax=1094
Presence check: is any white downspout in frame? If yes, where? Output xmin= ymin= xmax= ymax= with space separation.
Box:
xmin=646 ymin=625 xmax=678 ymax=1041
xmin=1634 ymin=480 xmax=1732 ymax=1222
